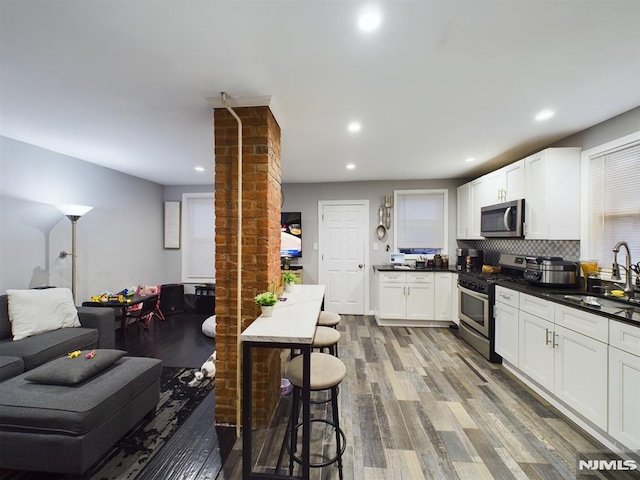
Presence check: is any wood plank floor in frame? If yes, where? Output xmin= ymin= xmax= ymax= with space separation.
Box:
xmin=99 ymin=312 xmax=636 ymax=479
xmin=217 ymin=315 xmax=636 ymax=480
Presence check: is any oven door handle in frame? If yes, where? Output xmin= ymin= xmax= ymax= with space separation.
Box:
xmin=458 ymin=285 xmax=489 ymax=302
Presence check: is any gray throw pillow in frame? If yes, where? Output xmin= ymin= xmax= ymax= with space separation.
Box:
xmin=25 ymin=349 xmax=126 ymax=386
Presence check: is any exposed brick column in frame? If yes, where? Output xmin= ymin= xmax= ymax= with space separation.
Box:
xmin=213 ymin=106 xmax=282 ymax=428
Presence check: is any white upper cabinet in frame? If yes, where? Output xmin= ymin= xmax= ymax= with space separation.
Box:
xmin=524 ymin=147 xmax=581 ymax=240
xmin=456 ymin=159 xmax=525 ymax=240
xmin=456 ymin=183 xmax=471 ymax=239
xmin=502 ymin=160 xmax=525 ymax=201
xmin=484 ymin=159 xmax=525 ymax=204
xmin=468 ymin=177 xmax=487 ymax=239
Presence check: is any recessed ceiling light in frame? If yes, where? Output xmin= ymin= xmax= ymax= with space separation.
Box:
xmin=465 ymin=157 xmax=475 ymax=163
xmin=346 ymin=163 xmax=356 ymax=170
xmin=358 ymin=9 xmax=382 ymax=32
xmin=348 ymin=122 xmax=361 ymax=133
xmin=535 ymin=109 xmax=555 ymax=121
xmin=195 ymin=166 xmax=205 ymax=172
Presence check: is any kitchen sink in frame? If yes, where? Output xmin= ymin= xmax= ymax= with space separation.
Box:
xmin=545 ymin=292 xmax=640 ymax=319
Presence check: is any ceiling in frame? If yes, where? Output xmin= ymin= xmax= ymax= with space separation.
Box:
xmin=1 ymin=1 xmax=639 ymax=186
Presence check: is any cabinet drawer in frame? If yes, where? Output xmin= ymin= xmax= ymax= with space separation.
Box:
xmin=407 ymin=272 xmax=434 ymax=283
xmin=495 ymin=286 xmax=518 ymax=308
xmin=610 ymin=321 xmax=640 ymax=356
xmin=554 ymin=304 xmax=608 ymax=343
xmin=519 ymin=293 xmax=553 ymax=319
xmin=378 ymin=272 xmax=406 ymax=283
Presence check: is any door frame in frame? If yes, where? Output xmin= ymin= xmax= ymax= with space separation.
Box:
xmin=317 ymin=200 xmax=370 ymax=315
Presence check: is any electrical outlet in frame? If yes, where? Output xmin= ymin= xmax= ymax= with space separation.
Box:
xmin=313 ymin=243 xmax=318 ymax=251
xmin=373 ymin=243 xmax=378 ymax=251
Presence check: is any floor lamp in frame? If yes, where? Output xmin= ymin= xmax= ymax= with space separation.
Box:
xmin=57 ymin=204 xmax=93 ymax=302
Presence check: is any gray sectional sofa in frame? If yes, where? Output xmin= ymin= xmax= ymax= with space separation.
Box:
xmin=0 ymin=291 xmax=162 ymax=475
xmin=0 ymin=292 xmax=116 ymax=379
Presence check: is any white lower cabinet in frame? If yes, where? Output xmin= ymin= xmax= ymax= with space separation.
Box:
xmin=406 ymin=280 xmax=435 ymax=320
xmin=554 ymin=324 xmax=607 ymax=430
xmin=495 ymin=302 xmax=519 ymax=365
xmin=378 ymin=281 xmax=406 ymax=319
xmin=377 ymin=271 xmax=434 ymax=321
xmin=514 ymin=297 xmax=609 ymax=429
xmin=608 ymin=321 xmax=640 ymax=451
xmin=497 ymin=290 xmax=640 ymax=452
xmin=434 ymin=272 xmax=452 ymax=321
xmin=494 ymin=286 xmax=519 ymax=365
xmin=375 ymin=270 xmax=453 ymax=324
xmin=451 ymin=273 xmax=459 ymax=325
xmin=519 ymin=310 xmax=555 ymax=391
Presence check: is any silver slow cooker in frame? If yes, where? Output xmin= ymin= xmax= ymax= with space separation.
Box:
xmin=523 ymin=257 xmax=579 ymax=286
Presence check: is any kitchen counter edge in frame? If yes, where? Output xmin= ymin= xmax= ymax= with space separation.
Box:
xmin=373 ymin=265 xmax=458 ymax=273
xmin=496 ymin=280 xmax=640 ymax=328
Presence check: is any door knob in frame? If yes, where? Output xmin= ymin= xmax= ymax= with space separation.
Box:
xmin=358 ymin=264 xmax=363 ymax=268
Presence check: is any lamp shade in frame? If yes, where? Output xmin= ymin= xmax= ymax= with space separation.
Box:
xmin=56 ymin=204 xmax=93 ymax=217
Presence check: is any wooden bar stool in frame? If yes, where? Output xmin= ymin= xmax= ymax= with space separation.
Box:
xmin=286 ymin=352 xmax=346 ymax=480
xmin=317 ymin=311 xmax=340 ymax=328
xmin=312 ymin=325 xmax=341 ymax=356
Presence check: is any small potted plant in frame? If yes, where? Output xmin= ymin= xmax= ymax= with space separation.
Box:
xmin=254 ymin=291 xmax=278 ymax=317
xmin=282 ymin=271 xmax=300 ymax=292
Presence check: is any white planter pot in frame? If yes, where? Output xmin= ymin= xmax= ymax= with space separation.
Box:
xmin=284 ymin=283 xmax=294 ymax=293
xmin=261 ymin=305 xmax=274 ymax=317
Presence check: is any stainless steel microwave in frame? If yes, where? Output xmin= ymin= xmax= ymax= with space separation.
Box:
xmin=480 ymin=199 xmax=525 ymax=238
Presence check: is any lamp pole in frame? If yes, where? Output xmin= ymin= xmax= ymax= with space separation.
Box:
xmin=68 ymin=215 xmax=80 ymax=302
xmin=56 ymin=205 xmax=93 ymax=302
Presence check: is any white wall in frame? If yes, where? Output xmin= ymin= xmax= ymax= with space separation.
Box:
xmin=281 ymin=179 xmax=464 ymax=306
xmin=0 ymin=136 xmax=165 ymax=302
xmin=162 ymin=185 xmax=214 ymax=294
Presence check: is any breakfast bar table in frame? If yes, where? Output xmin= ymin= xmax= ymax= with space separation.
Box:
xmin=241 ymin=284 xmax=325 ymax=480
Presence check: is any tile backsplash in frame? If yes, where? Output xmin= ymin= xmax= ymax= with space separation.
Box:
xmin=458 ymin=239 xmax=580 ymax=265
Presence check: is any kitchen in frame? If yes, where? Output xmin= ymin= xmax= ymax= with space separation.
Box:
xmin=363 ymin=137 xmax=640 ymax=471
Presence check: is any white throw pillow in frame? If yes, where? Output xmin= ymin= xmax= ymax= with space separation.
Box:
xmin=7 ymin=288 xmax=80 ymax=341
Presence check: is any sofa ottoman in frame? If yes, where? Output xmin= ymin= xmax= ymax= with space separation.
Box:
xmin=0 ymin=354 xmax=162 ymax=474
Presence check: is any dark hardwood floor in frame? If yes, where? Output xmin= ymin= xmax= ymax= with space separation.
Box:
xmin=116 ymin=311 xmax=216 ymax=368
xmin=117 ymin=310 xmax=237 ymax=480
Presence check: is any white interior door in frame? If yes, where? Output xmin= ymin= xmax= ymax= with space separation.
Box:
xmin=319 ymin=201 xmax=368 ymax=314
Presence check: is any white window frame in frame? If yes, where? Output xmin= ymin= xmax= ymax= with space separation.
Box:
xmin=393 ymin=189 xmax=449 ymax=258
xmin=181 ymin=192 xmax=215 ymax=283
xmin=580 ymin=130 xmax=640 ymax=280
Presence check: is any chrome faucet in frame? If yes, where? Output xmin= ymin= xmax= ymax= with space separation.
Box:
xmin=612 ymin=241 xmax=635 ymax=298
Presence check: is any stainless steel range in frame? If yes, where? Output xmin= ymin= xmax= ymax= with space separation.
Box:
xmin=457 ymin=254 xmax=530 ymax=363
xmin=458 ymin=272 xmax=503 ymax=363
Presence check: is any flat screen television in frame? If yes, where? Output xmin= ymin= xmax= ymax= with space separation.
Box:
xmin=280 ymin=212 xmax=302 ymax=257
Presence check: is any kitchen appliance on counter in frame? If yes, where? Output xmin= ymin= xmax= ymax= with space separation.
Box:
xmin=480 ymin=199 xmax=525 ymax=238
xmin=456 ymin=248 xmax=484 ymax=272
xmin=498 ymin=253 xmax=579 ymax=287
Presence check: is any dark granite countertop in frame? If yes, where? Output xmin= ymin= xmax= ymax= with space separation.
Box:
xmin=373 ymin=264 xmax=458 ymax=273
xmin=496 ymin=280 xmax=640 ymax=328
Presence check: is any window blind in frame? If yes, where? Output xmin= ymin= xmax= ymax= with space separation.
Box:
xmin=182 ymin=194 xmax=215 ymax=282
xmin=395 ymin=190 xmax=446 ymax=249
xmin=588 ymin=142 xmax=640 ymax=274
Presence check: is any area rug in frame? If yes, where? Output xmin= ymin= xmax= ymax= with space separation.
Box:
xmin=0 ymin=367 xmax=215 ymax=480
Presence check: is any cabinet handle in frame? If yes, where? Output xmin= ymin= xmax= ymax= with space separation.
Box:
xmin=500 ymin=293 xmax=511 ymax=301
xmin=407 ymin=286 xmax=411 ymax=295
xmin=403 ymin=286 xmax=406 ymax=296
xmin=553 ymin=333 xmax=559 ymax=348
xmin=545 ymin=328 xmax=552 ymax=345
